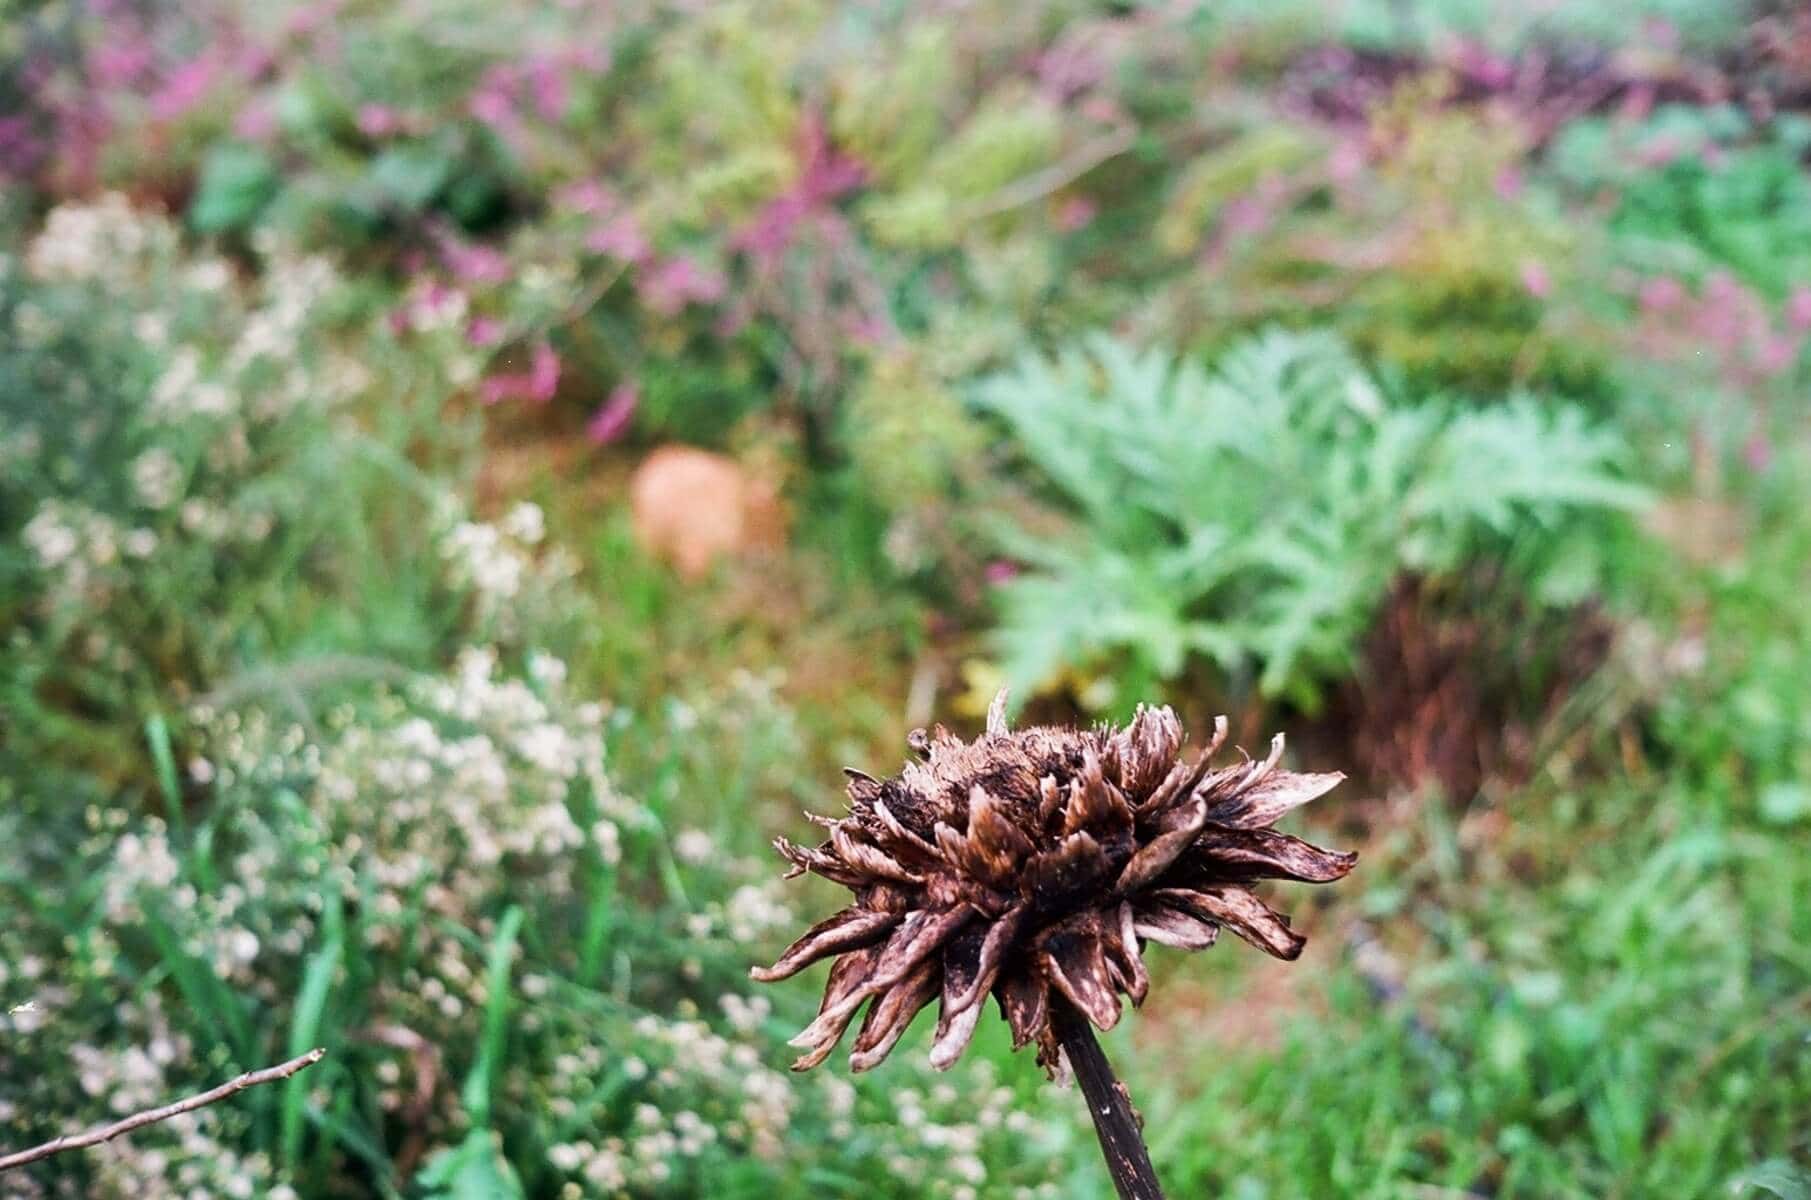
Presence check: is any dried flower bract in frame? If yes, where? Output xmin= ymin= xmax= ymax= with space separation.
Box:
xmin=754 ymin=692 xmax=1356 ymax=1074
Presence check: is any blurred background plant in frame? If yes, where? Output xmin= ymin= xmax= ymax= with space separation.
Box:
xmin=3 ymin=1 xmax=1810 ymax=1197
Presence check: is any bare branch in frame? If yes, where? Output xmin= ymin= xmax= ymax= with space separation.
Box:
xmin=0 ymin=1048 xmax=326 ymax=1173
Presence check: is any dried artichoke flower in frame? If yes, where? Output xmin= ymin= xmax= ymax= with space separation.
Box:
xmin=753 ymin=692 xmax=1357 ymax=1076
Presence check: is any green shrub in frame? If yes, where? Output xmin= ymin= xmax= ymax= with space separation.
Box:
xmin=0 ymin=646 xmax=1072 ymax=1198
xmin=975 ymin=330 xmax=1648 ymax=712
xmin=0 ymin=197 xmax=495 ymax=797
xmin=1549 ymin=105 xmax=1811 ymax=301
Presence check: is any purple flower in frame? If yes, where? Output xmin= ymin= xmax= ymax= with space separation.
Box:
xmin=641 ymin=255 xmax=725 ymax=315
xmin=526 ymin=57 xmax=569 ymax=122
xmin=729 ymin=112 xmax=865 ymax=266
xmin=469 ymin=66 xmax=520 ymax=130
xmin=1055 ymin=196 xmax=1096 ymax=232
xmin=91 ymin=42 xmax=155 ymax=89
xmin=437 ymin=232 xmax=511 ymax=285
xmin=1743 ymin=432 xmax=1773 ymax=472
xmin=586 ymin=214 xmax=651 ymax=263
xmin=151 ymin=56 xmax=220 ymax=122
xmin=1638 ymin=276 xmax=1686 ymax=314
xmin=235 ymin=101 xmax=278 ymax=141
xmin=557 ymin=179 xmax=616 ymax=215
xmin=481 ymin=341 xmax=561 ymax=405
xmin=586 ymin=382 xmax=640 ymax=445
xmin=1520 ymin=260 xmax=1552 ymax=300
xmin=357 ymin=104 xmax=403 ymax=137
xmin=1786 ymin=286 xmax=1811 ymax=334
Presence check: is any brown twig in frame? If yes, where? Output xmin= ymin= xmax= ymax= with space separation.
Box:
xmin=1052 ymin=1000 xmax=1167 ymax=1200
xmin=0 ymin=1048 xmax=326 ymax=1173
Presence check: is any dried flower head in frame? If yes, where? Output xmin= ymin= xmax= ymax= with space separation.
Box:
xmin=753 ymin=693 xmax=1357 ymax=1074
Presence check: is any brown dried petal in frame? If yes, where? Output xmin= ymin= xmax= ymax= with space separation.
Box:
xmin=986 ymin=687 xmax=1011 ymax=738
xmin=1173 ymin=885 xmax=1305 ymax=960
xmin=750 ymin=907 xmax=900 ymax=982
xmin=1114 ymin=705 xmax=1184 ymax=797
xmin=788 ymin=946 xmax=881 ymax=1070
xmin=1142 ymin=714 xmax=1229 ymax=813
xmin=1041 ymin=918 xmax=1122 ymax=1031
xmin=871 ymin=799 xmax=940 ymax=865
xmin=1131 ymin=901 xmax=1220 ymax=950
xmin=849 ymin=957 xmax=940 ymax=1072
xmin=1115 ymin=796 xmax=1208 ymax=894
xmin=868 ymin=905 xmax=973 ymax=991
xmin=996 ymin=969 xmax=1049 ymax=1050
xmin=831 ymin=825 xmax=922 ymax=884
xmin=773 ymin=836 xmax=868 ymax=887
xmin=1064 ymin=748 xmax=1132 ymax=838
xmin=1240 ymin=732 xmax=1286 ymax=791
xmin=1038 ymin=774 xmax=1065 ymax=827
xmin=929 ymin=926 xmax=988 ymax=1070
xmin=843 ymin=768 xmax=883 ymax=806
xmin=1206 ymin=770 xmax=1346 ymax=830
xmin=1192 ymin=825 xmax=1358 ymax=884
xmin=948 ymin=903 xmax=1027 ymax=1013
xmin=968 ymin=786 xmax=1035 ymax=868
xmin=1025 ymin=831 xmax=1110 ymax=908
xmin=1101 ymin=901 xmax=1149 ymax=1006
xmin=786 ymin=905 xmax=971 ymax=1051
xmin=934 ymin=819 xmax=1012 ymax=892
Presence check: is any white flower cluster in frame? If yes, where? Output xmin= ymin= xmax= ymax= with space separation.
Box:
xmin=541 ymin=1006 xmax=801 ymax=1196
xmin=441 ymin=503 xmax=580 ymax=638
xmin=2 ymin=992 xmax=294 ymax=1200
xmin=25 ymin=192 xmax=177 ymax=285
xmin=536 ymin=1000 xmax=1067 ymax=1200
xmin=19 ymin=500 xmax=159 ymax=613
xmin=689 ymin=879 xmax=795 ymax=947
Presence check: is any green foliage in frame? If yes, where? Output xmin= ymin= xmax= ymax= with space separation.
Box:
xmin=0 ymin=199 xmax=487 ymax=795
xmin=6 ymin=7 xmax=1811 ymax=1200
xmin=1143 ymin=763 xmax=1811 ymax=1197
xmin=1550 ymin=105 xmax=1811 ymax=300
xmin=977 ymin=331 xmax=1647 ymax=710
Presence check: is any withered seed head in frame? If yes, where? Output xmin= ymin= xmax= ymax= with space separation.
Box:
xmin=753 ymin=692 xmax=1357 ymax=1075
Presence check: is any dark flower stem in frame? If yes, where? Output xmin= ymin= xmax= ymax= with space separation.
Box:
xmin=1052 ymin=1000 xmax=1167 ymax=1200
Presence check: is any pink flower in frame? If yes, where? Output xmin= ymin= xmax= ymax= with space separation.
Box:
xmin=437 ymin=233 xmax=510 ymax=285
xmin=586 ymin=214 xmax=651 ymax=263
xmin=641 ymin=255 xmax=725 ymax=315
xmin=480 ymin=341 xmax=561 ymax=405
xmin=586 ymin=382 xmax=639 ymax=445
xmin=1055 ymin=196 xmax=1096 ymax=232
xmin=1743 ymin=432 xmax=1773 ymax=472
xmin=1638 ymin=276 xmax=1686 ymax=314
xmin=984 ymin=560 xmax=1020 ymax=585
xmin=729 ymin=111 xmax=865 ymax=265
xmin=1636 ymin=134 xmax=1681 ymax=169
xmin=466 ymin=315 xmax=504 ymax=346
xmin=526 ymin=57 xmax=569 ymax=122
xmin=91 ymin=42 xmax=154 ymax=89
xmin=1756 ymin=333 xmax=1800 ymax=377
xmin=1520 ymin=260 xmax=1552 ymax=300
xmin=469 ymin=66 xmax=519 ymax=130
xmin=234 ymin=101 xmax=277 ymax=141
xmin=1785 ymin=285 xmax=1811 ymax=333
xmin=557 ymin=179 xmax=616 ymax=215
xmin=357 ymin=104 xmax=403 ymax=137
xmin=151 ymin=56 xmax=219 ymax=122
xmin=1493 ymin=167 xmax=1525 ymax=200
